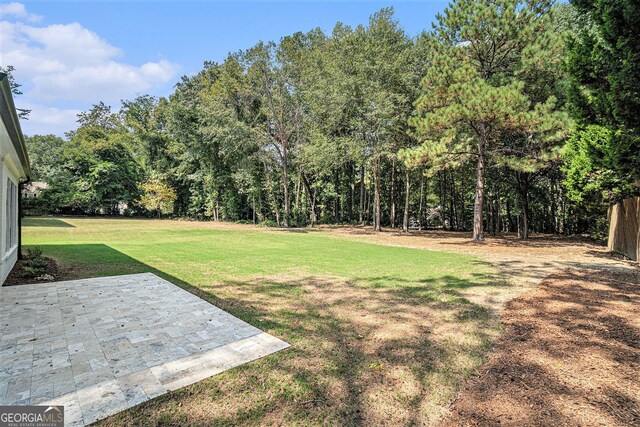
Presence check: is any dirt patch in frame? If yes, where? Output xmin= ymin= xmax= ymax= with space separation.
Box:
xmin=442 ymin=266 xmax=640 ymax=426
xmin=3 ymin=257 xmax=63 ymax=286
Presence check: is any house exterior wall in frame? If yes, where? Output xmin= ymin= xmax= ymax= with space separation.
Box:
xmin=0 ymin=110 xmax=23 ymax=284
xmin=0 ymin=73 xmax=30 ymax=285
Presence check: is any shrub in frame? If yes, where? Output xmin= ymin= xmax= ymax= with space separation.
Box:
xmin=22 ymin=246 xmax=49 ymax=278
xmin=26 ymin=246 xmax=43 ymax=258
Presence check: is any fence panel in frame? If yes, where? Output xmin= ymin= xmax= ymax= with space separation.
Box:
xmin=608 ymin=196 xmax=640 ymax=261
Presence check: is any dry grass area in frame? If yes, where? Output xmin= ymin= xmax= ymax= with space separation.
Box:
xmin=443 ymin=266 xmax=640 ymax=426
xmin=102 ymin=274 xmax=502 ymax=426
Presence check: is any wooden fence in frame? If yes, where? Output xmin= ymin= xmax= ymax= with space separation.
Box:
xmin=608 ymin=196 xmax=640 ymax=261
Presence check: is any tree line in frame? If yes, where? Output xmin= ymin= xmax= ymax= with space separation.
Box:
xmin=21 ymin=0 xmax=640 ymax=240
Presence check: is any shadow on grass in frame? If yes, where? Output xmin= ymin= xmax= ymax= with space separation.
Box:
xmin=27 ymin=243 xmax=502 ymax=426
xmin=23 ymin=217 xmax=75 ymax=228
xmin=185 ymin=275 xmax=500 ymax=426
xmin=27 ymin=243 xmax=231 ymax=312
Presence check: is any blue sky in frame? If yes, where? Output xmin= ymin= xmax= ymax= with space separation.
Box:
xmin=1 ymin=1 xmax=449 ymax=136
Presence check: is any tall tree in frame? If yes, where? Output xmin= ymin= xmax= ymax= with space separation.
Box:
xmin=408 ymin=0 xmax=567 ymax=240
xmin=63 ymin=104 xmax=141 ymax=214
xmin=25 ymin=135 xmax=66 ymax=182
xmin=351 ymin=8 xmax=412 ymax=231
xmin=244 ymin=42 xmax=305 ymax=227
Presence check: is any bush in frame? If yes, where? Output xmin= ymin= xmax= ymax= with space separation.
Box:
xmin=22 ymin=266 xmax=42 ymax=278
xmin=22 ymin=246 xmax=49 ymax=278
xmin=26 ymin=246 xmax=43 ymax=258
xmin=28 ymin=257 xmax=49 ymax=270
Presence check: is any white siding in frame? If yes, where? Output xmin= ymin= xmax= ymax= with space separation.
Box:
xmin=1 ymin=159 xmax=18 ymax=284
xmin=0 ymin=129 xmax=23 ymax=284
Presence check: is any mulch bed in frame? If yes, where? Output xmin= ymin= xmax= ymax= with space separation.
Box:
xmin=442 ymin=265 xmax=640 ymax=426
xmin=3 ymin=257 xmax=62 ymax=286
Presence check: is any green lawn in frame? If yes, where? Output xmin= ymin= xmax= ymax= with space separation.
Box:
xmin=23 ymin=217 xmax=502 ymax=425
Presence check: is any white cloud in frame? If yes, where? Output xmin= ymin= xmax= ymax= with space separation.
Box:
xmin=0 ymin=19 xmax=180 ymax=102
xmin=0 ymin=2 xmax=41 ymax=22
xmin=30 ymin=59 xmax=179 ymax=102
xmin=19 ymin=103 xmax=81 ymax=137
xmin=0 ymin=3 xmax=180 ymax=135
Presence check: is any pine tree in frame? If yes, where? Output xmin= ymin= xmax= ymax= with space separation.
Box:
xmin=407 ymin=0 xmax=567 ymax=240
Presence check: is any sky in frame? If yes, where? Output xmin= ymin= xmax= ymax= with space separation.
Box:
xmin=0 ymin=1 xmax=449 ymax=137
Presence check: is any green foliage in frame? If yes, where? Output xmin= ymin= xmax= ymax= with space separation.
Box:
xmin=140 ymin=177 xmax=177 ymax=217
xmin=22 ymin=246 xmax=48 ymax=278
xmin=26 ymin=246 xmax=43 ymax=259
xmin=65 ymin=127 xmax=142 ymax=214
xmin=0 ymin=65 xmax=30 ymax=119
xmin=563 ymin=126 xmax=633 ymax=203
xmin=25 ymin=135 xmax=66 ymax=182
xmin=23 ymin=4 xmax=624 ymax=238
xmin=407 ymin=0 xmax=567 ymax=169
xmin=406 ymin=0 xmax=568 ymax=239
xmin=565 ymin=0 xmax=640 ymax=202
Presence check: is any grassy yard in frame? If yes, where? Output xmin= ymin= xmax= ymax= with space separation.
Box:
xmin=23 ymin=217 xmax=503 ymax=425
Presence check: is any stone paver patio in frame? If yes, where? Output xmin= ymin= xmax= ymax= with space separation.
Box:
xmin=0 ymin=273 xmax=289 ymax=426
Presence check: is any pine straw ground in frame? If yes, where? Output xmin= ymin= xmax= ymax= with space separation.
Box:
xmin=336 ymin=228 xmax=640 ymax=425
xmin=443 ymin=265 xmax=640 ymax=426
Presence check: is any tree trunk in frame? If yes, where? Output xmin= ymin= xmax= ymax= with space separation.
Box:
xmin=418 ymin=174 xmax=424 ymax=229
xmin=439 ymin=171 xmax=448 ymax=229
xmin=451 ymin=170 xmax=459 ymax=230
xmin=506 ymin=198 xmax=514 ymax=232
xmin=373 ymin=160 xmax=381 ymax=231
xmin=489 ymin=191 xmax=497 ymax=236
xmin=493 ymin=194 xmax=500 ymax=235
xmin=349 ymin=163 xmax=355 ymax=222
xmin=252 ymin=194 xmax=256 ymax=224
xmin=390 ymin=159 xmax=396 ymax=228
xmin=517 ymin=172 xmax=530 ymax=240
xmin=473 ymin=133 xmax=486 ymax=241
xmin=281 ymin=141 xmax=290 ymax=227
xmin=556 ymin=182 xmax=565 ymax=234
xmin=334 ymin=169 xmax=340 ymax=222
xmin=359 ymin=165 xmax=365 ymax=224
xmin=311 ymin=190 xmax=317 ymax=225
xmin=403 ymin=168 xmax=410 ymax=232
xmin=294 ymin=173 xmax=301 ymax=217
xmin=301 ymin=174 xmax=317 ymax=226
xmin=366 ymin=182 xmax=371 ymax=224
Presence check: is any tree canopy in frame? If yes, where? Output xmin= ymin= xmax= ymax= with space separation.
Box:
xmin=19 ymin=2 xmax=637 ymax=242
